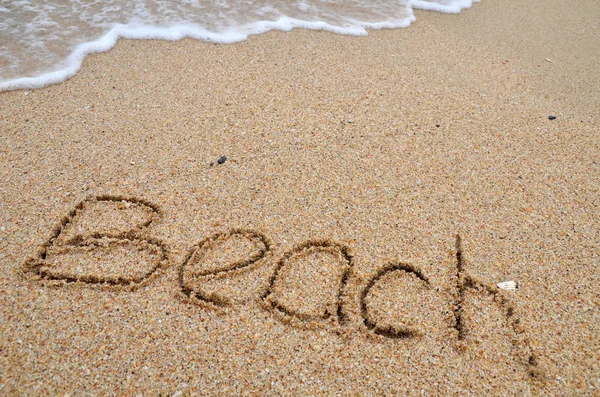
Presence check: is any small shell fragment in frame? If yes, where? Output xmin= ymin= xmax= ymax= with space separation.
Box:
xmin=497 ymin=280 xmax=518 ymax=290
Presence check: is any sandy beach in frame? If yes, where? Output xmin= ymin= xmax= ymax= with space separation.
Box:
xmin=1 ymin=0 xmax=598 ymax=395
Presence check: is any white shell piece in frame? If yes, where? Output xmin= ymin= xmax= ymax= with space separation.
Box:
xmin=496 ymin=280 xmax=518 ymax=290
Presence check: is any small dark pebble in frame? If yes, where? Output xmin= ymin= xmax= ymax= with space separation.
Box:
xmin=209 ymin=162 xmax=214 ymax=167
xmin=217 ymin=155 xmax=227 ymax=164
xmin=548 ymin=115 xmax=557 ymax=120
xmin=435 ymin=124 xmax=440 ymax=128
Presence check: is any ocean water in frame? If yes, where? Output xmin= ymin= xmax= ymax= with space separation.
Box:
xmin=0 ymin=0 xmax=479 ymax=91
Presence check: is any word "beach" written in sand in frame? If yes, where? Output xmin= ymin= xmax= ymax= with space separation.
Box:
xmin=24 ymin=195 xmax=542 ymax=379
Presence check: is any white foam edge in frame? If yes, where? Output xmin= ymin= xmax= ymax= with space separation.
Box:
xmin=411 ymin=0 xmax=480 ymax=14
xmin=0 ymin=12 xmax=420 ymax=92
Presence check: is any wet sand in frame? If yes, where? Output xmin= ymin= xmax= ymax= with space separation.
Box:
xmin=1 ymin=0 xmax=598 ymax=395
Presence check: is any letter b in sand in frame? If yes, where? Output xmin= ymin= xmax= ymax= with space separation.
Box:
xmin=25 ymin=196 xmax=168 ymax=287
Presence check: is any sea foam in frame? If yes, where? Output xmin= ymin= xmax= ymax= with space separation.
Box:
xmin=0 ymin=0 xmax=480 ymax=92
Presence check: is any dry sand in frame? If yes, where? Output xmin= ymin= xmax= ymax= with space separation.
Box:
xmin=1 ymin=0 xmax=599 ymax=395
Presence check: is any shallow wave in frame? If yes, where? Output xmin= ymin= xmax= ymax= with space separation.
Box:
xmin=0 ymin=0 xmax=479 ymax=92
